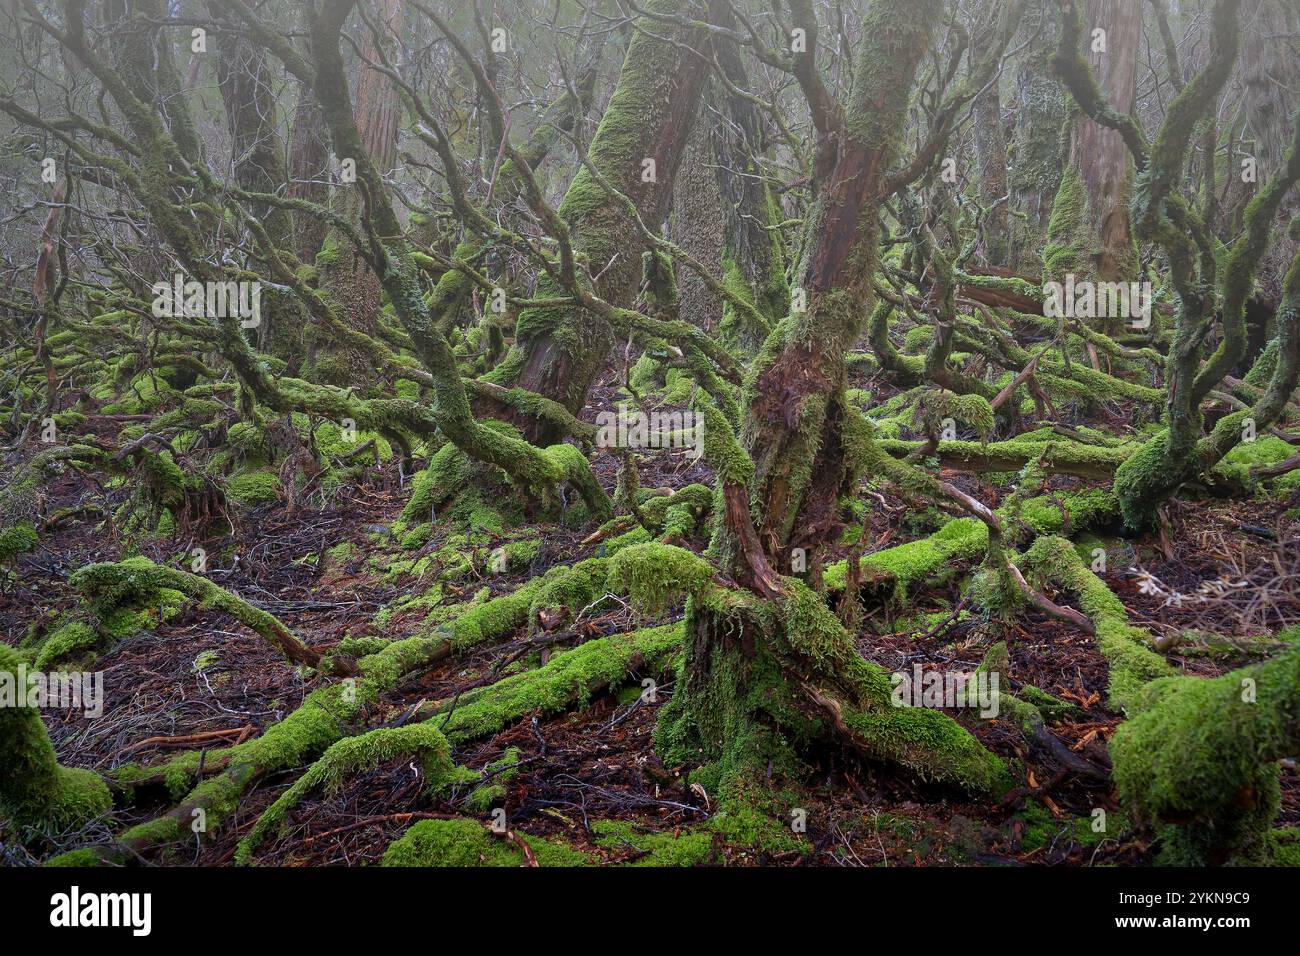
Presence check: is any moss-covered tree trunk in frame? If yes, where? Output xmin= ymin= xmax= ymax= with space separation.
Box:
xmin=1007 ymin=1 xmax=1067 ymax=274
xmin=656 ymin=0 xmax=1009 ymax=801
xmin=485 ymin=0 xmax=711 ymax=443
xmin=315 ymin=0 xmax=403 ymax=385
xmin=209 ymin=2 xmax=304 ymax=363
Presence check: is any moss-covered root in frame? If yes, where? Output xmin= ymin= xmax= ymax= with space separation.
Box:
xmin=822 ymin=487 xmax=1118 ymax=599
xmin=235 ymin=723 xmax=459 ymax=865
xmin=1021 ymin=535 xmax=1175 ymax=709
xmin=399 ymin=426 xmax=608 ymax=531
xmin=66 ymin=630 xmax=451 ymax=865
xmin=0 ymin=644 xmax=112 ymax=834
xmin=71 ymin=558 xmax=355 ymax=676
xmin=1110 ymin=643 xmax=1300 ymax=866
xmin=429 ymin=623 xmax=684 ymax=741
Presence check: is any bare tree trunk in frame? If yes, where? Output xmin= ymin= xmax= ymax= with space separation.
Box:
xmin=1239 ymin=0 xmax=1299 ymax=305
xmin=1044 ymin=0 xmax=1140 ymax=318
xmin=671 ymin=107 xmax=726 ymax=331
xmin=288 ymin=85 xmax=331 ymax=267
xmin=210 ymin=3 xmax=300 ymax=359
xmin=972 ymin=1 xmax=1011 ymax=266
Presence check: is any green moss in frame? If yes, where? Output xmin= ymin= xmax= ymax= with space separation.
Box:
xmin=1023 ymin=536 xmax=1175 ymax=708
xmin=607 ymin=542 xmax=715 ymax=615
xmin=1043 ymin=165 xmax=1088 ymax=282
xmin=225 ymin=469 xmax=281 ymax=505
xmin=0 ymin=522 xmax=38 ymax=564
xmin=1110 ymin=641 xmax=1300 ymax=865
xmin=824 ymin=517 xmax=987 ymax=595
xmin=1270 ymin=828 xmax=1300 ymax=867
xmin=0 ymin=643 xmax=112 ymax=833
xmin=436 ymin=624 xmax=683 ymax=744
xmin=1017 ymin=802 xmax=1108 ymax=853
xmin=44 ymin=847 xmax=106 ymax=867
xmin=326 ymin=541 xmax=357 ymax=562
xmin=235 ymin=722 xmax=458 ymax=864
xmin=33 ymin=621 xmax=100 ymax=670
xmin=381 ymin=817 xmax=590 ymax=867
xmin=310 ymin=417 xmax=393 ymax=463
xmin=706 ymin=779 xmax=804 ymax=855
xmin=466 ymin=746 xmax=522 ymax=812
xmin=592 ymin=820 xmax=716 ymax=866
xmin=526 ymin=558 xmax=609 ymax=630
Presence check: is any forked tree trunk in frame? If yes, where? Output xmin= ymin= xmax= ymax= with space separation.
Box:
xmin=655 ymin=0 xmax=1010 ymax=799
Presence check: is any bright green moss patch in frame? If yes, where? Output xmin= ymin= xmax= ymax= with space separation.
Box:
xmin=381 ymin=817 xmax=591 ymax=867
xmin=1110 ymin=641 xmax=1300 ymax=865
xmin=44 ymin=847 xmax=106 ymax=867
xmin=0 ymin=522 xmax=38 ymax=564
xmin=592 ymin=820 xmax=716 ymax=866
xmin=607 ymin=542 xmax=715 ymax=615
xmin=33 ymin=621 xmax=100 ymax=670
xmin=235 ymin=722 xmax=459 ymax=864
xmin=225 ymin=469 xmax=281 ymax=505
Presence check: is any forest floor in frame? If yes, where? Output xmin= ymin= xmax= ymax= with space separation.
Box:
xmin=4 ymin=357 xmax=1300 ymax=867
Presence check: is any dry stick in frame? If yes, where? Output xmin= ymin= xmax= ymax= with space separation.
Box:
xmin=1251 ymin=451 xmax=1300 ymax=479
xmin=723 ymin=481 xmax=785 ymax=599
xmin=1005 ymin=561 xmax=1096 ymax=635
xmin=989 ymin=332 xmax=1059 ymax=412
xmin=300 ymin=811 xmax=454 ymax=845
xmin=115 ymin=725 xmax=253 ymax=757
xmin=937 ymin=481 xmax=1095 ymax=636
